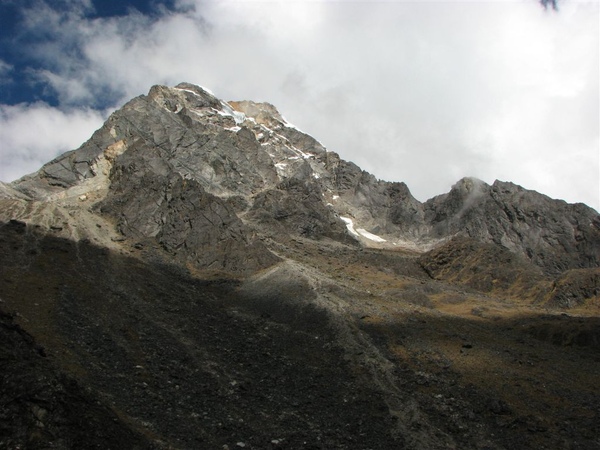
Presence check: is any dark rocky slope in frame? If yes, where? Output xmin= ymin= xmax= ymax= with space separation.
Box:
xmin=0 ymin=309 xmax=151 ymax=450
xmin=0 ymin=221 xmax=400 ymax=449
xmin=1 ymin=220 xmax=599 ymax=449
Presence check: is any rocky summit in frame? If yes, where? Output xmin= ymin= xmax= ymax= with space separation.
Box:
xmin=1 ymin=83 xmax=599 ymax=449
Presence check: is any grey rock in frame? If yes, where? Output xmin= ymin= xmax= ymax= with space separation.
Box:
xmin=98 ymin=141 xmax=279 ymax=275
xmin=424 ymin=178 xmax=600 ymax=274
xmin=248 ymin=177 xmax=351 ymax=242
xmin=0 ymin=182 xmax=30 ymax=200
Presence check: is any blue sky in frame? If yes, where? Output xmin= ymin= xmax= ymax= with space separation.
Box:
xmin=0 ymin=0 xmax=598 ymax=210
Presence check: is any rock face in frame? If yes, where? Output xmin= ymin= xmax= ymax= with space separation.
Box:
xmin=424 ymin=178 xmax=600 ymax=274
xmin=97 ymin=143 xmax=278 ymax=275
xmin=1 ymin=82 xmax=600 ymax=449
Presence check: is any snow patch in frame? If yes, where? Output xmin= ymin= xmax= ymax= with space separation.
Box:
xmin=174 ymin=87 xmax=200 ymax=96
xmin=280 ymin=114 xmax=301 ymax=131
xmin=219 ymin=101 xmax=246 ymax=125
xmin=174 ymin=85 xmax=216 ymax=97
xmin=356 ymin=228 xmax=386 ymax=243
xmin=255 ymin=123 xmax=313 ymax=159
xmin=340 ymin=216 xmax=360 ymax=237
xmin=340 ymin=217 xmax=386 ymax=242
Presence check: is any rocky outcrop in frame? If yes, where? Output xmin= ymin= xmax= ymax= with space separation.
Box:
xmin=10 ymin=83 xmax=285 ymax=275
xmin=545 ymin=268 xmax=600 ymax=308
xmin=248 ymin=177 xmax=351 ymax=241
xmin=424 ymin=178 xmax=600 ymax=274
xmin=97 ymin=140 xmax=279 ymax=275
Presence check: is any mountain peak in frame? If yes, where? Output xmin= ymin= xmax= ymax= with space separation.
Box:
xmin=228 ymin=100 xmax=293 ymax=129
xmin=3 ymin=82 xmax=600 ymax=275
xmin=453 ymin=176 xmax=488 ymax=191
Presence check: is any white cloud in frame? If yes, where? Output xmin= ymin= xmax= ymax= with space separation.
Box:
xmin=0 ymin=103 xmax=106 ymax=182
xmin=0 ymin=59 xmax=13 ymax=82
xmin=2 ymin=0 xmax=598 ymax=210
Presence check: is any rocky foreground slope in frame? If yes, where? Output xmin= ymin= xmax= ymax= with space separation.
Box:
xmin=1 ymin=83 xmax=599 ymax=449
